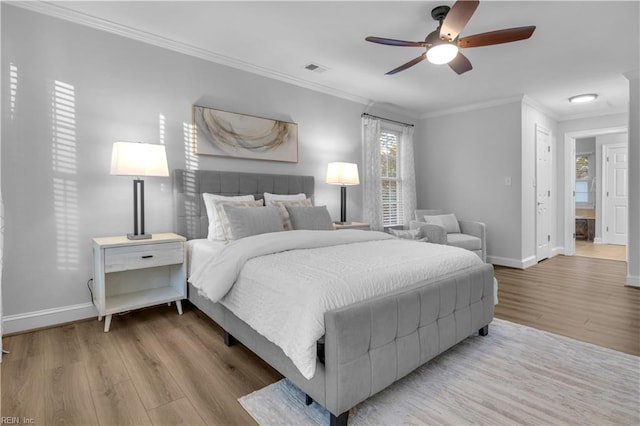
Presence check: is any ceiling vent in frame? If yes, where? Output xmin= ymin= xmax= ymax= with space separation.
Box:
xmin=304 ymin=62 xmax=328 ymax=74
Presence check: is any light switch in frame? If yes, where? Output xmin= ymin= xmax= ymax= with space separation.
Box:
xmin=504 ymin=176 xmax=512 ymax=186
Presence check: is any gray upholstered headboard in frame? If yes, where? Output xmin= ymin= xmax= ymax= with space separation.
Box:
xmin=173 ymin=169 xmax=315 ymax=240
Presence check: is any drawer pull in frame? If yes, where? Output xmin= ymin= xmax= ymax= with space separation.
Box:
xmin=141 ymin=255 xmax=154 ymax=259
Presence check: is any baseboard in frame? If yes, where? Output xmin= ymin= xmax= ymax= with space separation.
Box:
xmin=487 ymin=255 xmax=537 ymax=269
xmin=551 ymin=247 xmax=565 ymax=257
xmin=2 ymin=302 xmax=96 ymax=334
xmin=594 ymin=238 xmax=603 ymax=244
xmin=626 ymin=275 xmax=640 ymax=287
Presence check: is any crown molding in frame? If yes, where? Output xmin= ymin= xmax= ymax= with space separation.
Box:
xmin=9 ymin=1 xmax=418 ymax=117
xmin=557 ymin=107 xmax=629 ymax=122
xmin=522 ymin=95 xmax=560 ymax=121
xmin=624 ymin=69 xmax=640 ymax=81
xmin=419 ymin=95 xmax=524 ymax=120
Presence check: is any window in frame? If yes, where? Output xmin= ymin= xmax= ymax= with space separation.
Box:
xmin=380 ymin=128 xmax=403 ymax=226
xmin=575 ymin=153 xmax=594 ymax=206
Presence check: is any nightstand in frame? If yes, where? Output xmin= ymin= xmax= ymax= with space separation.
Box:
xmin=333 ymin=222 xmax=371 ymax=230
xmin=92 ymin=232 xmax=186 ymax=332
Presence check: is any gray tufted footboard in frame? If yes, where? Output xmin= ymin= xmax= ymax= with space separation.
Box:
xmin=322 ymin=263 xmax=494 ymax=424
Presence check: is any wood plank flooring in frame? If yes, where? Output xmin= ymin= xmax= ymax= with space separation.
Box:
xmin=494 ymin=255 xmax=639 ymax=356
xmin=2 ymin=254 xmax=638 ymax=424
xmin=574 ymin=240 xmax=626 ymax=261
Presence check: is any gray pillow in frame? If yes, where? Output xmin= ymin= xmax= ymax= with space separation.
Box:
xmin=286 ymin=206 xmax=333 ymax=231
xmin=222 ymin=205 xmax=284 ymax=239
xmin=423 ymin=213 xmax=461 ymax=234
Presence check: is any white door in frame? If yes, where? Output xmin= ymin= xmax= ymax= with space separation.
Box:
xmin=536 ymin=125 xmax=552 ymax=261
xmin=604 ymin=144 xmax=628 ymax=245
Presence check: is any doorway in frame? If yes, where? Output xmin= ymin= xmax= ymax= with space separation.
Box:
xmin=564 ymin=126 xmax=628 ymax=260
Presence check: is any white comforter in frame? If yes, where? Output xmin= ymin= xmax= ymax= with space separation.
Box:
xmin=189 ymin=230 xmax=483 ymax=379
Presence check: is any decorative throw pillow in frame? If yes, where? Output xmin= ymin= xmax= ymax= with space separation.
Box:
xmin=263 ymin=192 xmax=307 ymax=206
xmin=286 ymin=206 xmax=333 ymax=231
xmin=389 ymin=228 xmax=427 ymax=242
xmin=271 ymin=198 xmax=313 ymax=230
xmin=202 ymin=193 xmax=256 ymax=241
xmin=423 ymin=213 xmax=461 ymax=234
xmin=215 ymin=200 xmax=264 ymax=240
xmin=222 ymin=205 xmax=284 ymax=240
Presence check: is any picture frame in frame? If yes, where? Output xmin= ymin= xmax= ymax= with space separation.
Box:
xmin=192 ymin=105 xmax=298 ymax=163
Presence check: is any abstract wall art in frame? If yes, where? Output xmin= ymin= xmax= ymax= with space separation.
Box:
xmin=193 ymin=105 xmax=298 ymax=162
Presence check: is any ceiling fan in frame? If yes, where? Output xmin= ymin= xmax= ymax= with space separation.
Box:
xmin=365 ymin=0 xmax=536 ymax=75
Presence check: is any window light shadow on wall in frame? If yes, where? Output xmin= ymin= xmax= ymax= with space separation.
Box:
xmin=182 ymin=122 xmax=199 ymax=238
xmin=10 ymin=63 xmax=18 ymax=120
xmin=159 ymin=113 xmax=166 ymax=145
xmin=52 ymin=80 xmax=79 ymax=271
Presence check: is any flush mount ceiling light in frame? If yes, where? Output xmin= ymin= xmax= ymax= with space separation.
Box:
xmin=569 ymin=93 xmax=598 ymax=104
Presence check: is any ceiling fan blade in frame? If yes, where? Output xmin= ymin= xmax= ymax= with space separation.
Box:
xmin=448 ymin=52 xmax=472 ymax=75
xmin=386 ymin=53 xmax=427 ymax=75
xmin=440 ymin=0 xmax=479 ymax=42
xmin=365 ymin=36 xmax=426 ymax=47
xmin=458 ymin=26 xmax=536 ymax=48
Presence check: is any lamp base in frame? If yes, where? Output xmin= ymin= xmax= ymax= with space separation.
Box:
xmin=127 ymin=233 xmax=152 ymax=240
xmin=333 ymin=221 xmax=352 ymax=225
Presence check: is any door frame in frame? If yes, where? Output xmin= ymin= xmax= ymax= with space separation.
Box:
xmin=563 ymin=126 xmax=627 ymax=256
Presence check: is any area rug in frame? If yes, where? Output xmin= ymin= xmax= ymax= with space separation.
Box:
xmin=239 ymin=319 xmax=639 ymax=425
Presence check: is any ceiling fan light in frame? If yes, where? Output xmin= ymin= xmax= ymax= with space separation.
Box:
xmin=569 ymin=93 xmax=598 ymax=104
xmin=426 ymin=43 xmax=459 ymax=65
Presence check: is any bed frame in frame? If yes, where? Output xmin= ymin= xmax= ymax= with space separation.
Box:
xmin=173 ymin=169 xmax=495 ymax=426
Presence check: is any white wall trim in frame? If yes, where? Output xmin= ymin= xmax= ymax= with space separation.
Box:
xmin=420 ymin=95 xmax=524 ymax=119
xmin=488 ymin=255 xmax=537 ymax=269
xmin=551 ymin=246 xmax=564 ymax=257
xmin=2 ymin=302 xmax=96 ymax=334
xmin=626 ymin=275 xmax=640 ymax=287
xmin=522 ymin=96 xmax=560 ymax=121
xmin=8 ymin=1 xmax=420 ymax=119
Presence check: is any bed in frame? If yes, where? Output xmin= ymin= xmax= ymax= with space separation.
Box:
xmin=173 ymin=169 xmax=495 ymax=426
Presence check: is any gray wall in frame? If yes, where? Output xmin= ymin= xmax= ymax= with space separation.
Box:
xmin=1 ymin=5 xmax=413 ymax=330
xmin=415 ymin=101 xmax=524 ymax=264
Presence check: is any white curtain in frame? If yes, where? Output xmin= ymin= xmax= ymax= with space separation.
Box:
xmin=400 ymin=125 xmax=417 ymax=226
xmin=362 ymin=116 xmax=384 ymax=231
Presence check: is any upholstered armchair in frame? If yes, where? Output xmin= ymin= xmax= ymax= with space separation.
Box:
xmin=410 ymin=209 xmax=486 ymax=262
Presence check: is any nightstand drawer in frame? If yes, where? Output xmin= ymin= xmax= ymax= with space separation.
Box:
xmin=104 ymin=242 xmax=183 ymax=273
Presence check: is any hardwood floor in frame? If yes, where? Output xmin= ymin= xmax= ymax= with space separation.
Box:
xmin=574 ymin=240 xmax=627 ymax=261
xmin=2 ymin=254 xmax=638 ymax=424
xmin=494 ymin=255 xmax=639 ymax=356
xmin=1 ymin=305 xmax=282 ymax=425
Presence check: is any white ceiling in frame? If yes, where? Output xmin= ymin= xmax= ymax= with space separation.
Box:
xmin=22 ymin=1 xmax=640 ymax=120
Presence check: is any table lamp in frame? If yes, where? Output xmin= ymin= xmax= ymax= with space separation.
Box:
xmin=326 ymin=162 xmax=359 ymax=224
xmin=110 ymin=141 xmax=169 ymax=240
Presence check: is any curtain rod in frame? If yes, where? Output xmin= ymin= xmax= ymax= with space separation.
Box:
xmin=361 ymin=113 xmax=414 ymax=128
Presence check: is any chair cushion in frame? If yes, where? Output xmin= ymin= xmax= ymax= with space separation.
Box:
xmin=446 ymin=233 xmax=482 ymax=251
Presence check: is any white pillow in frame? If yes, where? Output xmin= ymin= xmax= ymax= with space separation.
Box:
xmin=263 ymin=192 xmax=307 ymax=206
xmin=203 ymin=193 xmax=256 ymax=240
xmin=423 ymin=213 xmax=461 ymax=234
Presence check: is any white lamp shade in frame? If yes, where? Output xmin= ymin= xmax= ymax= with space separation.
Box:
xmin=326 ymin=162 xmax=359 ymax=186
xmin=110 ymin=141 xmax=169 ymax=177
